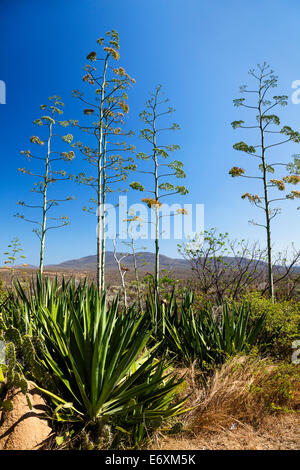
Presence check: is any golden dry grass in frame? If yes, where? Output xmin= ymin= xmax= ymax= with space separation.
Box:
xmin=150 ymin=355 xmax=300 ymax=450
xmin=152 ymin=414 xmax=300 ymax=450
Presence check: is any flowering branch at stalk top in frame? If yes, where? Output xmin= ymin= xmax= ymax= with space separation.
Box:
xmin=229 ymin=166 xmax=245 ymax=177
xmin=241 ymin=193 xmax=262 ymax=204
xmin=71 ymin=30 xmax=136 ymax=213
xmin=141 ymin=198 xmax=163 ymax=209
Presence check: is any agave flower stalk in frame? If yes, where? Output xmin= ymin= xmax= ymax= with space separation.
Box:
xmin=16 ymin=97 xmax=75 ymax=276
xmin=71 ymin=31 xmax=136 ymax=292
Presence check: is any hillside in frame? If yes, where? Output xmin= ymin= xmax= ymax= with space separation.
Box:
xmin=46 ymin=252 xmax=189 ymax=271
xmin=45 ymin=252 xmax=300 ymax=274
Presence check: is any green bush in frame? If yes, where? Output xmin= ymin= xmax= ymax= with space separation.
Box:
xmin=249 ymin=360 xmax=300 ymax=413
xmin=243 ymin=291 xmax=300 ymax=359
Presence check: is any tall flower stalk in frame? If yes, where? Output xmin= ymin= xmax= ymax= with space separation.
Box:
xmin=130 ymin=85 xmax=188 ymax=294
xmin=16 ymin=96 xmax=75 ymax=275
xmin=71 ymin=31 xmax=135 ymax=292
xmin=230 ymin=63 xmax=300 ymax=300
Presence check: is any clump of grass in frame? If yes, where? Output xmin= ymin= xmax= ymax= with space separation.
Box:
xmin=189 ymin=355 xmax=300 ymax=432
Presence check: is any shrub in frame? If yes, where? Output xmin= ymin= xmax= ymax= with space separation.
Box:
xmin=243 ymin=292 xmax=300 ymax=359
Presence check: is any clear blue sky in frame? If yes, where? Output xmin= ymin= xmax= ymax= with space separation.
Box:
xmin=1 ymin=0 xmax=300 ymax=265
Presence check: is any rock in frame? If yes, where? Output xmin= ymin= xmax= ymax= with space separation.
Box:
xmin=0 ymin=382 xmax=53 ymax=450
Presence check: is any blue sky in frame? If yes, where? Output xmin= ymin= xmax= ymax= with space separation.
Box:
xmin=0 ymin=0 xmax=300 ymax=265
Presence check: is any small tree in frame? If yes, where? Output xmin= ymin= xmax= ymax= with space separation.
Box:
xmin=178 ymin=229 xmax=268 ymax=302
xmin=229 ymin=63 xmax=300 ymax=301
xmin=130 ymin=85 xmax=188 ymax=293
xmin=3 ymin=237 xmax=26 ymax=277
xmin=71 ymin=30 xmax=135 ymax=292
xmin=268 ymin=245 xmax=300 ymax=300
xmin=16 ymin=96 xmax=75 ymax=275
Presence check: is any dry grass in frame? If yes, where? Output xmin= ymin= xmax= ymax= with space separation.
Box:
xmin=150 ymin=355 xmax=300 ymax=450
xmin=152 ymin=414 xmax=300 ymax=450
xmin=191 ymin=356 xmax=299 ymax=431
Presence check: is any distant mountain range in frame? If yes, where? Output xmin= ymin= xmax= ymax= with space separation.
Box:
xmin=46 ymin=252 xmax=189 ymax=271
xmin=5 ymin=252 xmax=299 ymax=274
xmin=44 ymin=252 xmax=300 ymax=274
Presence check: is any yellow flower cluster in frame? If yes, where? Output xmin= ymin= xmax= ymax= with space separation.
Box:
xmin=142 ymin=198 xmax=162 ymax=208
xmin=118 ymin=101 xmax=129 ymax=114
xmin=283 ymin=174 xmax=300 ymax=185
xmin=103 ymin=47 xmax=120 ymax=60
xmin=229 ymin=166 xmax=245 ymax=177
xmin=241 ymin=193 xmax=261 ymax=203
xmin=270 ymin=179 xmax=285 ymax=191
xmin=113 ymin=67 xmax=136 ymax=83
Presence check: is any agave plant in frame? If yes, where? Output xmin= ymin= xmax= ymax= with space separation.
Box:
xmin=205 ymin=302 xmax=265 ymax=357
xmin=17 ymin=284 xmax=186 ymax=441
xmin=146 ymin=288 xmax=190 ymax=339
xmin=146 ymin=290 xmax=265 ymax=367
xmin=1 ymin=277 xmax=187 ymax=445
xmin=2 ymin=275 xmax=67 ymax=335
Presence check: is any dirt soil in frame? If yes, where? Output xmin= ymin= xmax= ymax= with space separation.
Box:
xmin=0 ymin=382 xmax=53 ymax=450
